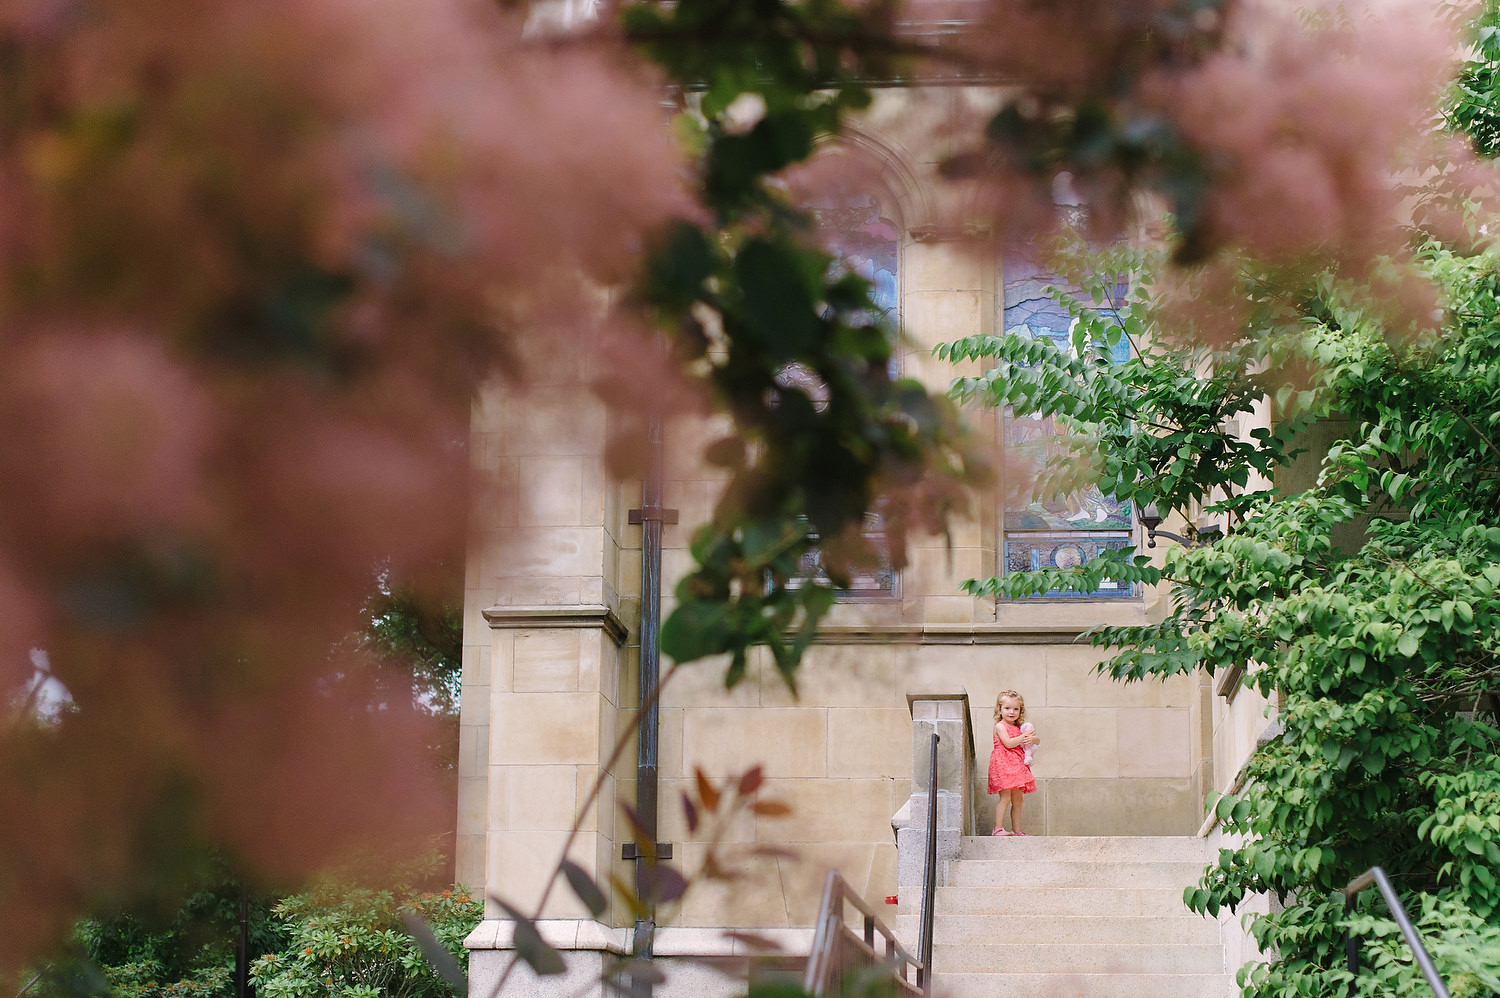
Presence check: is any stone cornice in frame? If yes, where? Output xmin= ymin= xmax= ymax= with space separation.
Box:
xmin=814 ymin=623 xmax=1092 ymax=645
xmin=481 ymin=604 xmax=627 ymax=646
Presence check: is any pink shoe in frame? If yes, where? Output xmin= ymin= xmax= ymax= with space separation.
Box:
xmin=1012 ymin=831 xmax=1027 ymax=836
xmin=991 ymin=829 xmax=1012 ymax=836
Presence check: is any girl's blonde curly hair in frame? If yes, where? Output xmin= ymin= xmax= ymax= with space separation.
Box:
xmin=994 ymin=690 xmax=1026 ymax=724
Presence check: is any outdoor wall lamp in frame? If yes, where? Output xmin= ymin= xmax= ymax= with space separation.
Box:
xmin=1139 ymin=502 xmax=1224 ymax=549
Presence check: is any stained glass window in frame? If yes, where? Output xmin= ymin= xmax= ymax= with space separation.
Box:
xmin=810 ymin=188 xmax=900 ymax=323
xmin=1000 ymin=253 xmax=1135 ymax=599
xmin=795 ymin=183 xmax=900 ymax=597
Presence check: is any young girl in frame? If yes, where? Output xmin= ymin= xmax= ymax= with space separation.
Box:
xmin=988 ymin=690 xmax=1039 ymax=836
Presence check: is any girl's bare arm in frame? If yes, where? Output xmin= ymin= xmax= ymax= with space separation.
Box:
xmin=995 ymin=723 xmax=1027 ymax=748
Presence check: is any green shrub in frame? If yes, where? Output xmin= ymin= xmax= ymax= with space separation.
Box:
xmin=251 ymin=883 xmax=479 ymax=998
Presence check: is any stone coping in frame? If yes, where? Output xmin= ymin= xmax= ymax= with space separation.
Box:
xmin=482 ymin=604 xmax=627 ymax=646
xmin=816 ymin=624 xmax=1092 ymax=645
xmin=464 ymin=920 xmax=814 ymax=958
xmin=477 ymin=611 xmax=1098 ymax=648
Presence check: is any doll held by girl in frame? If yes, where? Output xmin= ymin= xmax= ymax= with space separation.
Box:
xmin=988 ymin=689 xmax=1039 ymax=836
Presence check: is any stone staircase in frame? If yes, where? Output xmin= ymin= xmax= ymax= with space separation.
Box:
xmin=899 ymin=835 xmax=1235 ymax=998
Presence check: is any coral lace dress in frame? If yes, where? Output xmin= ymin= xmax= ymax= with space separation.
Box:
xmin=988 ymin=723 xmax=1037 ymax=794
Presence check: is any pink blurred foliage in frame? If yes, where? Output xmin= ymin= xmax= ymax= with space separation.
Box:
xmin=1152 ymin=0 xmax=1463 ymax=266
xmin=944 ymin=0 xmax=1483 ymax=340
xmin=0 ymin=0 xmax=688 ymax=966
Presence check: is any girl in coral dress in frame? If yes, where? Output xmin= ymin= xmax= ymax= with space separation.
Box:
xmin=988 ymin=689 xmax=1039 ymax=836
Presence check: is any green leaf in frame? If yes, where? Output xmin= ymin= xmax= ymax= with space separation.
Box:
xmin=734 ymin=238 xmax=819 ymax=359
xmin=560 ymin=860 xmax=609 ymax=918
xmin=492 ymin=900 xmax=565 ymax=976
xmin=660 ymin=599 xmax=731 ymax=662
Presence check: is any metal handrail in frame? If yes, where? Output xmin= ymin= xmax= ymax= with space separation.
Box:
xmin=802 ymin=870 xmax=924 ymax=996
xmin=917 ymin=731 xmax=939 ymax=993
xmin=1344 ymin=866 xmax=1452 ymax=998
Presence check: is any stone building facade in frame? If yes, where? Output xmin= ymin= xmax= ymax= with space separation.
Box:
xmin=456 ymin=88 xmax=1274 ymax=995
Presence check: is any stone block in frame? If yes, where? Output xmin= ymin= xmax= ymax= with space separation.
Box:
xmin=455 ymin=834 xmax=485 ymax=894
xmin=458 ymin=776 xmax=487 ymax=836
xmin=468 ymin=945 xmax=613 ymax=998
xmin=1025 ymin=707 xmax=1118 ymax=779
xmin=1117 ymin=707 xmax=1191 ymax=778
xmin=489 ymin=630 xmax=516 ymax=694
xmin=499 ymin=765 xmax=582 ymax=831
xmin=902 ymin=291 xmax=984 ymax=357
xmin=517 ymin=457 xmax=586 ymax=527
xmin=492 ymin=692 xmax=602 ymax=766
xmin=828 ymin=707 xmax=911 ymax=778
xmin=513 ymin=630 xmax=582 ymax=693
xmin=777 ymin=842 xmax=880 ymax=925
xmin=659 ymin=656 xmax=760 ymax=709
xmin=654 ymin=776 xmax=756 ymax=844
xmin=757 ymin=643 xmax=900 ymax=709
xmin=902 ymin=645 xmax=1042 ymax=711
xmin=911 ymin=719 xmax=970 ymax=790
xmin=1041 ymin=777 xmax=1198 ymax=836
xmin=1045 ymin=645 xmax=1193 ymax=707
xmin=903 ymin=544 xmax=985 ymax=599
xmin=486 ymin=830 xmax=597 ymax=917
xmin=496 ymin=388 xmax=606 ymax=457
xmin=493 ymin=526 xmax=607 ymax=580
xmin=680 ymin=707 xmax=828 ymax=778
xmin=657 ymin=707 xmax=685 ymax=780
xmin=756 ymin=779 xmax=897 ymax=843
xmin=895 ymin=825 xmax=960 ymax=887
xmin=674 ymin=842 xmax=788 ymax=928
xmin=917 ymin=595 xmax=987 ymax=624
xmin=903 ymin=241 xmax=989 ymax=293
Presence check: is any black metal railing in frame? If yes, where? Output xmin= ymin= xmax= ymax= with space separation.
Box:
xmin=1344 ymin=866 xmax=1452 ymax=998
xmin=802 ymin=731 xmax=939 ymax=997
xmin=917 ymin=731 xmax=938 ymax=993
xmin=802 ymin=870 xmax=925 ymax=996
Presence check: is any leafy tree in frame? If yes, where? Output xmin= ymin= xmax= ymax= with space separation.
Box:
xmin=940 ymin=232 xmax=1500 ymax=997
xmin=357 ymin=570 xmax=463 ymax=723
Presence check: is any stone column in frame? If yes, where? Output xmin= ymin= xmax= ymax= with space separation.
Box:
xmin=892 ymin=689 xmax=975 ymax=909
xmin=461 ymin=372 xmax=636 ymax=997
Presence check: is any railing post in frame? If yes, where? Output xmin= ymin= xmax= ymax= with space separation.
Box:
xmin=1344 ymin=867 xmax=1453 ymax=998
xmin=918 ymin=731 xmax=939 ymax=990
xmin=894 ymin=690 xmax=975 ymax=992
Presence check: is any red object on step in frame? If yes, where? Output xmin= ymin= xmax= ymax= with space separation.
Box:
xmin=885 ymin=895 xmax=898 ymax=905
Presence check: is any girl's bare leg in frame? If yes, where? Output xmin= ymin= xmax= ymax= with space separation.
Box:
xmin=1011 ymin=790 xmax=1024 ymax=834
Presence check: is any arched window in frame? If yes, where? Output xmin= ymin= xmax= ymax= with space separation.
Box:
xmin=999 ymin=252 xmax=1135 ymax=598
xmin=791 ymin=180 xmax=902 ymax=597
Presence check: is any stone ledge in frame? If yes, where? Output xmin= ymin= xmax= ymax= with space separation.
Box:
xmin=465 ymin=919 xmax=630 ymax=953
xmin=483 ymin=604 xmax=627 ymax=646
xmin=463 ymin=920 xmax=814 ymax=958
xmin=815 ymin=624 xmax=1092 ymax=645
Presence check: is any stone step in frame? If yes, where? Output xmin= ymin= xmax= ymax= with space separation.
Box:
xmin=934 ymin=886 xmax=1191 ymax=917
xmin=933 ymin=942 xmax=1225 ymax=976
xmin=946 ymin=859 xmax=1206 ymax=890
xmin=898 ymin=913 xmax=1220 ymax=946
xmin=934 ymin=972 xmax=1237 ymax=998
xmin=960 ymin=835 xmax=1210 ymax=863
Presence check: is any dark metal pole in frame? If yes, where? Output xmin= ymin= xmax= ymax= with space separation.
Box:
xmin=918 ymin=731 xmax=939 ymax=994
xmin=633 ymin=415 xmax=667 ymax=991
xmin=235 ymin=887 xmax=250 ymax=998
xmin=1345 ymin=867 xmax=1452 ymax=998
